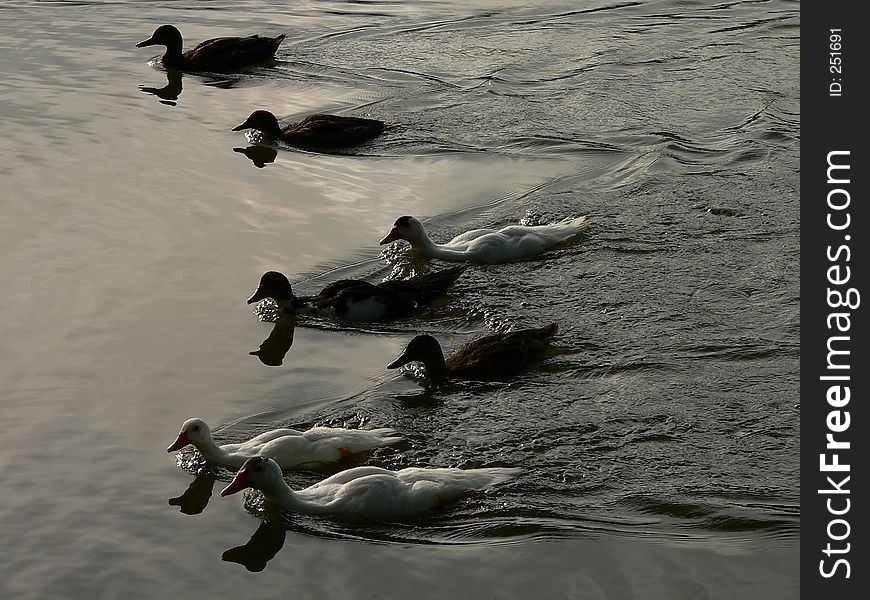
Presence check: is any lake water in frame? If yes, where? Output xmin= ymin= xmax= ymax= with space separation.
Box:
xmin=0 ymin=1 xmax=799 ymax=598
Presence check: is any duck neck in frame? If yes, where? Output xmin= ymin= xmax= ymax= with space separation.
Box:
xmin=408 ymin=233 xmax=441 ymax=258
xmin=194 ymin=436 xmax=232 ymax=465
xmin=423 ymin=347 xmax=450 ymax=378
xmin=409 ymin=234 xmax=470 ymax=261
xmin=274 ymin=293 xmax=304 ymax=316
xmin=262 ymin=120 xmax=286 ymax=140
xmin=262 ymin=483 xmax=318 ymax=515
xmin=161 ymin=44 xmax=184 ymax=68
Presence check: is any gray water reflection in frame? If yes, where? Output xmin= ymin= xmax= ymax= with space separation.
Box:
xmin=249 ymin=320 xmax=297 ymax=366
xmin=139 ymin=68 xmax=184 ymax=105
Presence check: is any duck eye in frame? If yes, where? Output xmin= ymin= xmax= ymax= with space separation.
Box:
xmin=192 ymin=425 xmax=200 ymax=432
xmin=253 ymin=465 xmax=263 ymax=472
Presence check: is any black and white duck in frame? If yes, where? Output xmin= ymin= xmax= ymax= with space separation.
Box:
xmin=246 ymin=267 xmax=466 ymax=321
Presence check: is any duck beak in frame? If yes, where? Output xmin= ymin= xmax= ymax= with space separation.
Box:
xmin=220 ymin=471 xmax=251 ymax=497
xmin=387 ymin=349 xmax=414 ymax=369
xmin=167 ymin=431 xmax=190 ymax=452
xmin=247 ymin=286 xmax=271 ymax=304
xmin=379 ymin=227 xmax=401 ymax=245
xmin=136 ymin=37 xmax=158 ymax=48
xmin=232 ymin=119 xmax=251 ymax=132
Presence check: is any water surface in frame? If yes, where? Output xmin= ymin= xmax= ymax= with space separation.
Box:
xmin=0 ymin=1 xmax=799 ymax=598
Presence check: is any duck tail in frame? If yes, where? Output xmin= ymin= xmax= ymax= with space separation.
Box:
xmin=479 ymin=467 xmax=523 ymax=488
xmin=408 ymin=265 xmax=468 ymax=287
xmin=556 ymin=215 xmax=588 ymax=229
xmin=368 ymin=426 xmax=401 ymax=438
xmin=382 ymin=265 xmax=468 ymax=305
xmin=540 ymin=322 xmax=558 ymax=340
xmin=369 ymin=430 xmax=404 ymax=446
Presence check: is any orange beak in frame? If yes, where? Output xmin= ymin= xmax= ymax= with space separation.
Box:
xmin=220 ymin=471 xmax=251 ymax=497
xmin=167 ymin=431 xmax=190 ymax=452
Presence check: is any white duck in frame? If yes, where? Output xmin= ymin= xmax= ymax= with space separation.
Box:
xmin=379 ymin=215 xmax=589 ymax=264
xmin=221 ymin=456 xmax=521 ymax=520
xmin=167 ymin=418 xmax=403 ymax=470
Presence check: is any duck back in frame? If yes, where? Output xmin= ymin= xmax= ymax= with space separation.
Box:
xmin=446 ymin=323 xmax=557 ymax=378
xmin=283 ymin=114 xmax=386 ymax=149
xmin=178 ymin=34 xmax=285 ymax=70
xmin=379 ymin=265 xmax=467 ymax=304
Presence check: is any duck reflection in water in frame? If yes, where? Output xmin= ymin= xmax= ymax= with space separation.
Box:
xmin=249 ymin=319 xmax=296 ymax=366
xmin=234 ymin=144 xmax=278 ymax=168
xmin=222 ymin=520 xmax=287 ymax=572
xmin=168 ymin=470 xmax=217 ymax=515
xmin=139 ymin=68 xmax=183 ymax=105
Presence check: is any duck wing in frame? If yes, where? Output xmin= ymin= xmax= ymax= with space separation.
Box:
xmin=330 ymin=284 xmax=416 ymax=320
xmin=284 ymin=114 xmax=386 ymax=149
xmin=500 ymin=323 xmax=558 ymax=346
xmin=297 ymin=279 xmax=367 ymax=304
xmin=299 ymin=466 xmax=519 ymax=518
xmin=444 ymin=227 xmax=499 ymax=248
xmin=253 ymin=427 xmax=398 ymax=467
xmin=222 ymin=428 xmax=304 ymax=454
xmin=299 ymin=470 xmax=440 ymax=518
xmin=301 ymin=426 xmax=403 ymax=453
xmin=379 ymin=265 xmax=467 ymax=304
xmin=184 ymin=34 xmax=285 ymax=70
xmin=303 ymin=472 xmax=420 ymax=518
xmin=396 ymin=467 xmax=521 ymax=496
xmin=442 ymin=218 xmax=589 ymax=263
xmin=446 ymin=324 xmax=557 ymax=378
xmin=325 ymin=466 xmax=397 ymax=485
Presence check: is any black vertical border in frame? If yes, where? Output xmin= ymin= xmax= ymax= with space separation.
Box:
xmin=801 ymin=2 xmax=868 ymax=597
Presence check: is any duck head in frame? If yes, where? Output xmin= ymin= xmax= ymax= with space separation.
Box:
xmin=137 ymin=25 xmax=183 ymax=52
xmin=247 ymin=271 xmax=294 ymax=306
xmin=379 ymin=216 xmax=426 ymax=246
xmin=387 ymin=334 xmax=446 ymax=372
xmin=233 ymin=110 xmax=284 ymax=137
xmin=167 ymin=418 xmax=213 ymax=452
xmin=221 ymin=456 xmax=282 ymax=497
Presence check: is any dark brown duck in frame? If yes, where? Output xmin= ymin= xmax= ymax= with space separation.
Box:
xmin=137 ymin=25 xmax=285 ymax=71
xmin=388 ymin=324 xmax=558 ymax=379
xmin=233 ymin=110 xmax=387 ymax=150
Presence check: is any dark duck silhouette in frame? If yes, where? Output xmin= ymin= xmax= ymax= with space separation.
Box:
xmin=137 ymin=25 xmax=285 ymax=71
xmin=139 ymin=68 xmax=183 ymax=105
xmin=232 ymin=110 xmax=386 ymax=150
xmin=387 ymin=324 xmax=558 ymax=380
xmin=247 ymin=267 xmax=466 ymax=321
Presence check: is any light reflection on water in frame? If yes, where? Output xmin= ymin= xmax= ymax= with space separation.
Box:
xmin=1 ymin=0 xmax=798 ymax=597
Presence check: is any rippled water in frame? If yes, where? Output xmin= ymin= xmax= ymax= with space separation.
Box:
xmin=1 ymin=0 xmax=799 ymax=598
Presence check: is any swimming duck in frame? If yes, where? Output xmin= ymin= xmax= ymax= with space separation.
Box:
xmin=379 ymin=215 xmax=589 ymax=264
xmin=246 ymin=266 xmax=466 ymax=321
xmin=137 ymin=25 xmax=285 ymax=71
xmin=221 ymin=456 xmax=521 ymax=520
xmin=388 ymin=323 xmax=558 ymax=379
xmin=232 ymin=110 xmax=386 ymax=150
xmin=167 ymin=418 xmax=402 ymax=470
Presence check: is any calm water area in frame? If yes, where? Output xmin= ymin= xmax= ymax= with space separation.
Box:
xmin=0 ymin=1 xmax=799 ymax=598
